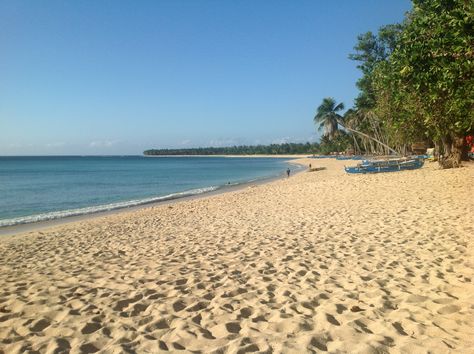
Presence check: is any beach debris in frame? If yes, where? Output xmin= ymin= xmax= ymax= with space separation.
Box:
xmin=308 ymin=167 xmax=326 ymax=172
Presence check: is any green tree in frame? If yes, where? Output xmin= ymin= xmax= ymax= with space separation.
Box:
xmin=349 ymin=24 xmax=403 ymax=110
xmin=383 ymin=0 xmax=474 ymax=167
xmin=347 ymin=24 xmax=408 ymax=155
xmin=318 ymin=131 xmax=353 ymax=154
xmin=314 ymin=98 xmax=345 ymax=139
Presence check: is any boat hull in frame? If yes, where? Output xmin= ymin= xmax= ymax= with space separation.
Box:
xmin=345 ymin=159 xmax=424 ymax=174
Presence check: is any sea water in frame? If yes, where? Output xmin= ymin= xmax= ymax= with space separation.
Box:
xmin=0 ymin=156 xmax=294 ymax=227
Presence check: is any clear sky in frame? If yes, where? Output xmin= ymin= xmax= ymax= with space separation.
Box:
xmin=1 ymin=0 xmax=412 ymax=155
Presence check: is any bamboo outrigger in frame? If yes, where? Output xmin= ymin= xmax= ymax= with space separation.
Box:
xmin=344 ymin=157 xmax=424 ymax=174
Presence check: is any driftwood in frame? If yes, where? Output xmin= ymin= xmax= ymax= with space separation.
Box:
xmin=308 ymin=167 xmax=326 ymax=172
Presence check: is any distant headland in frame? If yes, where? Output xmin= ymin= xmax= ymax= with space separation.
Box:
xmin=143 ymin=143 xmax=320 ymax=156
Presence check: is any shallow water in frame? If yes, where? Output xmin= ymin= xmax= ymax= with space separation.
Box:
xmin=0 ymin=156 xmax=294 ymax=226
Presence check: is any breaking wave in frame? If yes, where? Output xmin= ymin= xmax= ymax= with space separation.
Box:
xmin=0 ymin=186 xmax=219 ymax=227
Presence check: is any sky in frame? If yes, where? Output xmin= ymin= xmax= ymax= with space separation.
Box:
xmin=1 ymin=0 xmax=412 ymax=155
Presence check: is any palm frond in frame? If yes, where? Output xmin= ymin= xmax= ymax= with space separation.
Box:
xmin=314 ymin=97 xmax=345 ymax=140
xmin=334 ymin=102 xmax=345 ymax=112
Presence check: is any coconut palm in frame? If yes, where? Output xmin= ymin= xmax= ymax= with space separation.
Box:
xmin=343 ymin=108 xmax=398 ymax=155
xmin=314 ymin=99 xmax=399 ymax=155
xmin=314 ymin=98 xmax=345 ymax=140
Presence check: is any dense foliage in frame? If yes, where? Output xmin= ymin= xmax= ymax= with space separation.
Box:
xmin=318 ymin=0 xmax=473 ymax=167
xmin=144 ymin=143 xmax=321 ymax=156
xmin=380 ymin=0 xmax=474 ymax=167
xmin=317 ymin=133 xmax=352 ymax=155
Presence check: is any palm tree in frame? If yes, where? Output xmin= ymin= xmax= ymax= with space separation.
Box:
xmin=314 ymin=98 xmax=399 ymax=155
xmin=313 ymin=98 xmax=345 ymax=140
xmin=343 ymin=108 xmax=363 ymax=154
xmin=343 ymin=108 xmax=399 ymax=155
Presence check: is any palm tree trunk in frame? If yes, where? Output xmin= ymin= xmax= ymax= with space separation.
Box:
xmin=362 ymin=139 xmax=368 ymax=154
xmin=338 ymin=120 xmax=399 ymax=155
xmin=351 ymin=134 xmax=361 ymax=154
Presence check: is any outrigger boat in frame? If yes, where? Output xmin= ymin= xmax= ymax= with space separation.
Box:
xmin=310 ymin=155 xmax=335 ymax=159
xmin=344 ymin=157 xmax=424 ymax=174
xmin=336 ymin=155 xmax=365 ymax=160
xmin=335 ymin=155 xmax=353 ymax=160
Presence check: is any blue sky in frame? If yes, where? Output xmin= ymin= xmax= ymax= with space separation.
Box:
xmin=1 ymin=0 xmax=412 ymax=155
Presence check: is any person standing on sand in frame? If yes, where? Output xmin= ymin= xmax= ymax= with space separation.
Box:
xmin=286 ymin=168 xmax=291 ymax=177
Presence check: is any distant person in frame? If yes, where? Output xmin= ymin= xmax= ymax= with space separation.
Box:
xmin=309 ymin=163 xmax=312 ymax=170
xmin=286 ymin=168 xmax=291 ymax=178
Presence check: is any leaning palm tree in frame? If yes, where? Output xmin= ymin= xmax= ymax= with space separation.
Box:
xmin=315 ymin=98 xmax=399 ymax=155
xmin=342 ymin=108 xmax=399 ymax=155
xmin=313 ymin=97 xmax=345 ymax=140
xmin=343 ymin=108 xmax=363 ymax=154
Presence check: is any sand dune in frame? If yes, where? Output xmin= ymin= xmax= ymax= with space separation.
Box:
xmin=0 ymin=158 xmax=473 ymax=353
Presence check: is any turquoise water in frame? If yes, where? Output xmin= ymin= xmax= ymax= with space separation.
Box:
xmin=0 ymin=156 xmax=294 ymax=227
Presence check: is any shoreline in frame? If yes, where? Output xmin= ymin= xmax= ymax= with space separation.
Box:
xmin=144 ymin=154 xmax=311 ymax=158
xmin=0 ymin=157 xmax=308 ymax=238
xmin=1 ymin=154 xmax=311 ymax=157
xmin=0 ymin=158 xmax=472 ymax=353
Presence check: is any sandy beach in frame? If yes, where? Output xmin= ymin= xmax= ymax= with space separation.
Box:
xmin=0 ymin=158 xmax=473 ymax=353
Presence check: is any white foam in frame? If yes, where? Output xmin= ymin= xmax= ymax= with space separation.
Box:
xmin=0 ymin=186 xmax=219 ymax=227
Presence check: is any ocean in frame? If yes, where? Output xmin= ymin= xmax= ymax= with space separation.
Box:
xmin=0 ymin=156 xmax=295 ymax=227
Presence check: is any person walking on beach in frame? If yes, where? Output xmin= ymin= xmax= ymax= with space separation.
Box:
xmin=286 ymin=168 xmax=291 ymax=178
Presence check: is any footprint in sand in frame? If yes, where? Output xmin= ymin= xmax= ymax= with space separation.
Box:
xmin=172 ymin=300 xmax=186 ymax=312
xmin=437 ymin=305 xmax=460 ymax=314
xmin=310 ymin=336 xmax=330 ymax=351
xmin=192 ymin=313 xmax=202 ymax=325
xmin=239 ymin=307 xmax=253 ymax=319
xmin=186 ymin=301 xmax=208 ymax=312
xmin=131 ymin=303 xmax=148 ymax=316
xmin=353 ymin=319 xmax=373 ymax=334
xmin=79 ymin=343 xmax=100 ymax=353
xmin=433 ymin=298 xmax=455 ymax=304
xmin=336 ymin=304 xmax=347 ymax=314
xmin=203 ymin=292 xmax=215 ymax=301
xmin=158 ymin=341 xmax=168 ymax=351
xmin=252 ymin=315 xmax=267 ymax=323
xmin=325 ymin=313 xmax=340 ymax=326
xmin=146 ymin=318 xmax=170 ymax=331
xmin=237 ymin=343 xmax=259 ymax=353
xmin=392 ymin=321 xmax=408 ymax=336
xmin=172 ymin=342 xmax=186 ymax=350
xmin=226 ymin=322 xmax=241 ymax=333
xmin=81 ymin=322 xmax=101 ymax=334
xmin=175 ymin=278 xmax=187 ymax=286
xmin=406 ymin=294 xmax=428 ymax=303
xmin=113 ymin=294 xmax=143 ymax=312
xmin=30 ymin=318 xmax=50 ymax=332
xmin=55 ymin=338 xmax=71 ymax=351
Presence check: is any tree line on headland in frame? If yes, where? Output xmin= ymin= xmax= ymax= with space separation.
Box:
xmin=144 ymin=143 xmax=321 ymax=156
xmin=146 ymin=0 xmax=473 ymax=168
